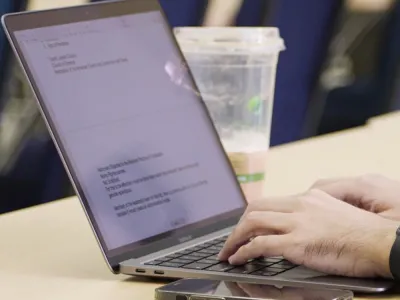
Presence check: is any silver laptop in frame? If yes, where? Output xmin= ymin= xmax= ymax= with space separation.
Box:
xmin=1 ymin=0 xmax=393 ymax=293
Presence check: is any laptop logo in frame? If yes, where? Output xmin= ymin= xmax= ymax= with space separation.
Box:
xmin=178 ymin=235 xmax=193 ymax=243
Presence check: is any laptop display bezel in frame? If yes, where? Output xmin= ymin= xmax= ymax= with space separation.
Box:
xmin=2 ymin=0 xmax=246 ymax=270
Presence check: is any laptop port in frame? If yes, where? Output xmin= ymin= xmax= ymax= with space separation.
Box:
xmin=135 ymin=269 xmax=146 ymax=273
xmin=154 ymin=270 xmax=164 ymax=275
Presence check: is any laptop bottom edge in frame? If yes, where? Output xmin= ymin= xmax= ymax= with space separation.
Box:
xmin=119 ymin=262 xmax=394 ymax=293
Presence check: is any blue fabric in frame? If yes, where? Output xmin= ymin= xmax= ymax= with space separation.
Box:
xmin=375 ymin=1 xmax=400 ymax=113
xmin=235 ymin=0 xmax=265 ymax=26
xmin=267 ymin=0 xmax=341 ymax=146
xmin=0 ymin=0 xmax=25 ymax=107
xmin=319 ymin=1 xmax=400 ymax=133
xmin=0 ymin=0 xmax=69 ymax=213
xmin=1 ymin=138 xmax=57 ymax=213
xmin=91 ymin=0 xmax=207 ymax=26
xmin=159 ymin=0 xmax=207 ymax=27
xmin=0 ymin=1 xmax=14 ymax=59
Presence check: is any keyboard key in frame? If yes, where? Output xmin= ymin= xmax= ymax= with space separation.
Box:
xmin=207 ymin=246 xmax=221 ymax=251
xmin=169 ymin=258 xmax=193 ymax=265
xmin=252 ymin=270 xmax=279 ymax=277
xmin=191 ymin=245 xmax=206 ymax=251
xmin=184 ymin=262 xmax=211 ymax=270
xmin=264 ymin=265 xmax=288 ymax=271
xmin=181 ymin=254 xmax=203 ymax=260
xmin=255 ymin=260 xmax=276 ymax=267
xmin=273 ymin=261 xmax=297 ymax=269
xmin=215 ymin=236 xmax=228 ymax=243
xmin=198 ymin=249 xmax=218 ymax=255
xmin=257 ymin=257 xmax=284 ymax=264
xmin=163 ymin=253 xmax=182 ymax=260
xmin=144 ymin=261 xmax=159 ymax=266
xmin=190 ymin=252 xmax=210 ymax=258
xmin=228 ymin=263 xmax=266 ymax=274
xmin=197 ymin=259 xmax=219 ymax=265
xmin=177 ymin=248 xmax=193 ymax=255
xmin=212 ymin=241 xmax=223 ymax=246
xmin=206 ymin=263 xmax=235 ymax=272
xmin=159 ymin=261 xmax=185 ymax=268
xmin=203 ymin=241 xmax=216 ymax=247
xmin=206 ymin=255 xmax=220 ymax=261
xmin=257 ymin=266 xmax=287 ymax=275
xmin=144 ymin=259 xmax=166 ymax=265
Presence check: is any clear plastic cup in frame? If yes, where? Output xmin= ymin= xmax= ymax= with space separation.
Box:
xmin=174 ymin=27 xmax=285 ymax=202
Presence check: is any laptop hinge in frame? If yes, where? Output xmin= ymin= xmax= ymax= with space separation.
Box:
xmin=112 ymin=264 xmax=120 ymax=274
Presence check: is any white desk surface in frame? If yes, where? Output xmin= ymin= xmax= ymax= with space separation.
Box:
xmin=1 ymin=113 xmax=400 ymax=299
xmin=28 ymin=0 xmax=87 ymax=10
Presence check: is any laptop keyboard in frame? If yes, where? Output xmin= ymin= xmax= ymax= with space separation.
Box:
xmin=144 ymin=235 xmax=297 ymax=276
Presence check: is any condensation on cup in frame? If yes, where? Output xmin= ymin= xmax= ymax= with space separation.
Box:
xmin=174 ymin=27 xmax=285 ymax=202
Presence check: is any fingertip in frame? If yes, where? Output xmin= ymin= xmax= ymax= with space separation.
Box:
xmin=228 ymin=254 xmax=244 ymax=265
xmin=218 ymin=250 xmax=229 ymax=261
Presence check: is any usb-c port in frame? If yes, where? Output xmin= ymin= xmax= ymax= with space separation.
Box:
xmin=135 ymin=269 xmax=146 ymax=273
xmin=154 ymin=270 xmax=164 ymax=275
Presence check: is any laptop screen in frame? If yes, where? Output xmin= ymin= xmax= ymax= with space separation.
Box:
xmin=10 ymin=7 xmax=245 ymax=260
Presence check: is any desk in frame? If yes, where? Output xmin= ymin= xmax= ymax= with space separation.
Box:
xmin=1 ymin=114 xmax=400 ymax=300
xmin=3 ymin=2 xmax=399 ymax=300
xmin=28 ymin=0 xmax=87 ymax=10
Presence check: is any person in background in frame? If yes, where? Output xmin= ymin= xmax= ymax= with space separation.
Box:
xmin=219 ymin=174 xmax=400 ymax=279
xmin=202 ymin=0 xmax=394 ymax=27
xmin=202 ymin=0 xmax=243 ymax=26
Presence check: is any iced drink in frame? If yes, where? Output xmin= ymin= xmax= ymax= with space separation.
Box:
xmin=175 ymin=27 xmax=285 ymax=202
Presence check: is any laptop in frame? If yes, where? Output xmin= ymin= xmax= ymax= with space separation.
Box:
xmin=1 ymin=0 xmax=393 ymax=293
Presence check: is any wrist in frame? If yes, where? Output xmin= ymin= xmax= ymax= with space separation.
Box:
xmin=371 ymin=222 xmax=398 ymax=278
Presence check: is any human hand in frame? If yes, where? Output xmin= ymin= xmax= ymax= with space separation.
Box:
xmin=312 ymin=174 xmax=400 ymax=221
xmin=218 ymin=189 xmax=398 ymax=278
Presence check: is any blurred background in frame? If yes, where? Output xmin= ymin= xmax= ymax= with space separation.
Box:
xmin=1 ymin=0 xmax=400 ymax=214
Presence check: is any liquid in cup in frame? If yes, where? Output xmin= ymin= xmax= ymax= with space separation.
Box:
xmin=174 ymin=27 xmax=285 ymax=202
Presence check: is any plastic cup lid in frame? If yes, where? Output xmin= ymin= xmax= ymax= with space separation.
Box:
xmin=174 ymin=27 xmax=286 ymax=54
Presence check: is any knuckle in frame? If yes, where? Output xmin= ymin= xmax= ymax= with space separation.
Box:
xmin=237 ymin=241 xmax=250 ymax=255
xmin=297 ymin=189 xmax=327 ymax=207
xmin=244 ymin=211 xmax=261 ymax=226
xmin=250 ymin=236 xmax=264 ymax=249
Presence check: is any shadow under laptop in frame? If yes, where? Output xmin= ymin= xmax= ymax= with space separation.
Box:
xmin=122 ymin=275 xmax=174 ymax=284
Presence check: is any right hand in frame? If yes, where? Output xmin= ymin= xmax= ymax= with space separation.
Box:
xmin=218 ymin=190 xmax=397 ymax=278
xmin=312 ymin=174 xmax=400 ymax=221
